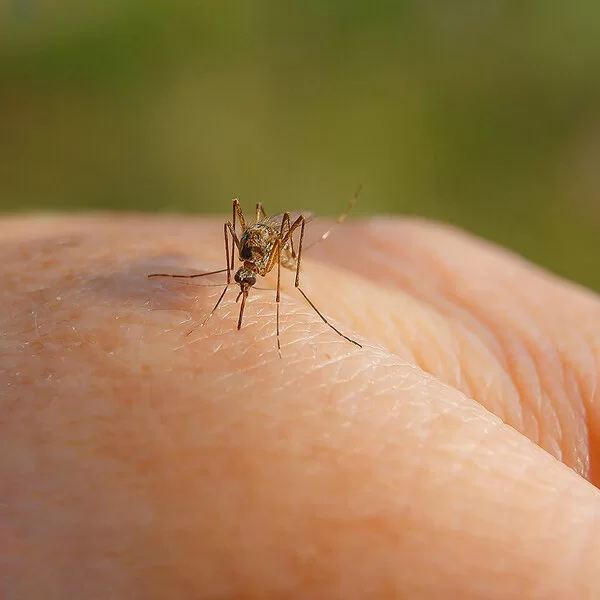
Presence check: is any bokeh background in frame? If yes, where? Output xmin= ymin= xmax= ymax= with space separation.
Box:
xmin=2 ymin=1 xmax=600 ymax=288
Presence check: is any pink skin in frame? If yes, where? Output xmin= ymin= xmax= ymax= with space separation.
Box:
xmin=2 ymin=214 xmax=600 ymax=599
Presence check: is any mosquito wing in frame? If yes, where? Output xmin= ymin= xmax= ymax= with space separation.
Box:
xmin=260 ymin=211 xmax=315 ymax=232
xmin=256 ymin=211 xmax=312 ymax=269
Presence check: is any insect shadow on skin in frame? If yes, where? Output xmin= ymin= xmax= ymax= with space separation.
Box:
xmin=149 ymin=188 xmax=363 ymax=358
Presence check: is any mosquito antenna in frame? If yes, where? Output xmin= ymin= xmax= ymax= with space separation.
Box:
xmin=303 ymin=184 xmax=361 ymax=252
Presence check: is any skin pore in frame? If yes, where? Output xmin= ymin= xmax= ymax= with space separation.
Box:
xmin=1 ymin=214 xmax=600 ymax=599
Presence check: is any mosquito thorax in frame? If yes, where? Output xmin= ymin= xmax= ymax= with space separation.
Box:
xmin=234 ymin=267 xmax=257 ymax=291
xmin=239 ymin=225 xmax=274 ymax=263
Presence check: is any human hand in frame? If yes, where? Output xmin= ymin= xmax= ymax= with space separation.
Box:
xmin=2 ymin=214 xmax=600 ymax=599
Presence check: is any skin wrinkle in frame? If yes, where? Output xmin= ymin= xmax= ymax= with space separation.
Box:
xmin=514 ymin=297 xmax=599 ymax=477
xmin=4 ymin=216 xmax=600 ymax=597
xmin=316 ymin=219 xmax=596 ymax=480
xmin=344 ymin=231 xmax=529 ymax=397
xmin=565 ymin=365 xmax=590 ymax=475
xmin=346 ymin=234 xmax=542 ymax=442
xmin=371 ymin=230 xmax=548 ymax=440
xmin=469 ymin=306 xmax=562 ymax=465
xmin=452 ymin=327 xmax=521 ymax=428
xmin=491 ymin=326 xmax=554 ymax=461
xmin=312 ymin=252 xmax=517 ymax=423
xmin=447 ymin=278 xmax=587 ymax=476
xmin=454 ymin=255 xmax=589 ymax=474
xmin=353 ymin=223 xmax=524 ymax=365
xmin=357 ymin=303 xmax=416 ymax=363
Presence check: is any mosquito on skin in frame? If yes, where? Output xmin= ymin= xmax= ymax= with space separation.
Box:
xmin=149 ymin=187 xmax=363 ymax=357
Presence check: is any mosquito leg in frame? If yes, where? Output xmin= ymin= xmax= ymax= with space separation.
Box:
xmin=148 ymin=268 xmax=228 ymax=279
xmin=185 ymin=285 xmax=230 ymax=336
xmin=230 ymin=227 xmax=235 ymax=274
xmin=279 ymin=214 xmax=303 ymax=252
xmin=233 ymin=198 xmax=246 ymax=230
xmin=226 ymin=221 xmax=242 ymax=272
xmin=231 ymin=198 xmax=237 ymax=269
xmin=231 ymin=200 xmax=238 ymax=269
xmin=149 ymin=221 xmax=234 ymax=282
xmin=223 ymin=221 xmax=232 ymax=283
xmin=186 ymin=221 xmax=233 ymax=336
xmin=287 ymin=216 xmax=362 ymax=348
xmin=277 ymin=212 xmax=288 ymax=231
xmin=256 ymin=202 xmax=268 ymax=222
xmin=226 ymin=222 xmax=241 ymax=251
xmin=279 ymin=213 xmax=291 ymax=243
xmin=303 ymin=184 xmax=361 ymax=253
xmin=289 ymin=225 xmax=296 ymax=259
xmin=276 ymin=239 xmax=282 ymax=358
xmin=280 ymin=212 xmax=296 ymax=259
xmin=277 ymin=212 xmax=298 ymax=265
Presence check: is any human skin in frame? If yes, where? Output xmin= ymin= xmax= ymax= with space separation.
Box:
xmin=1 ymin=214 xmax=600 ymax=599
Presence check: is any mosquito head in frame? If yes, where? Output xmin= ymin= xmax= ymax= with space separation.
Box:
xmin=234 ymin=267 xmax=256 ymax=293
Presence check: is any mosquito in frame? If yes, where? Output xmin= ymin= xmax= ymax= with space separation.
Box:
xmin=149 ymin=187 xmax=363 ymax=357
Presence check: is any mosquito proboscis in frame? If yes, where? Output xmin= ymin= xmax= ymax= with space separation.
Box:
xmin=149 ymin=187 xmax=362 ymax=357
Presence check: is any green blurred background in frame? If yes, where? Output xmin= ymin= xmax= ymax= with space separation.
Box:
xmin=2 ymin=1 xmax=600 ymax=288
